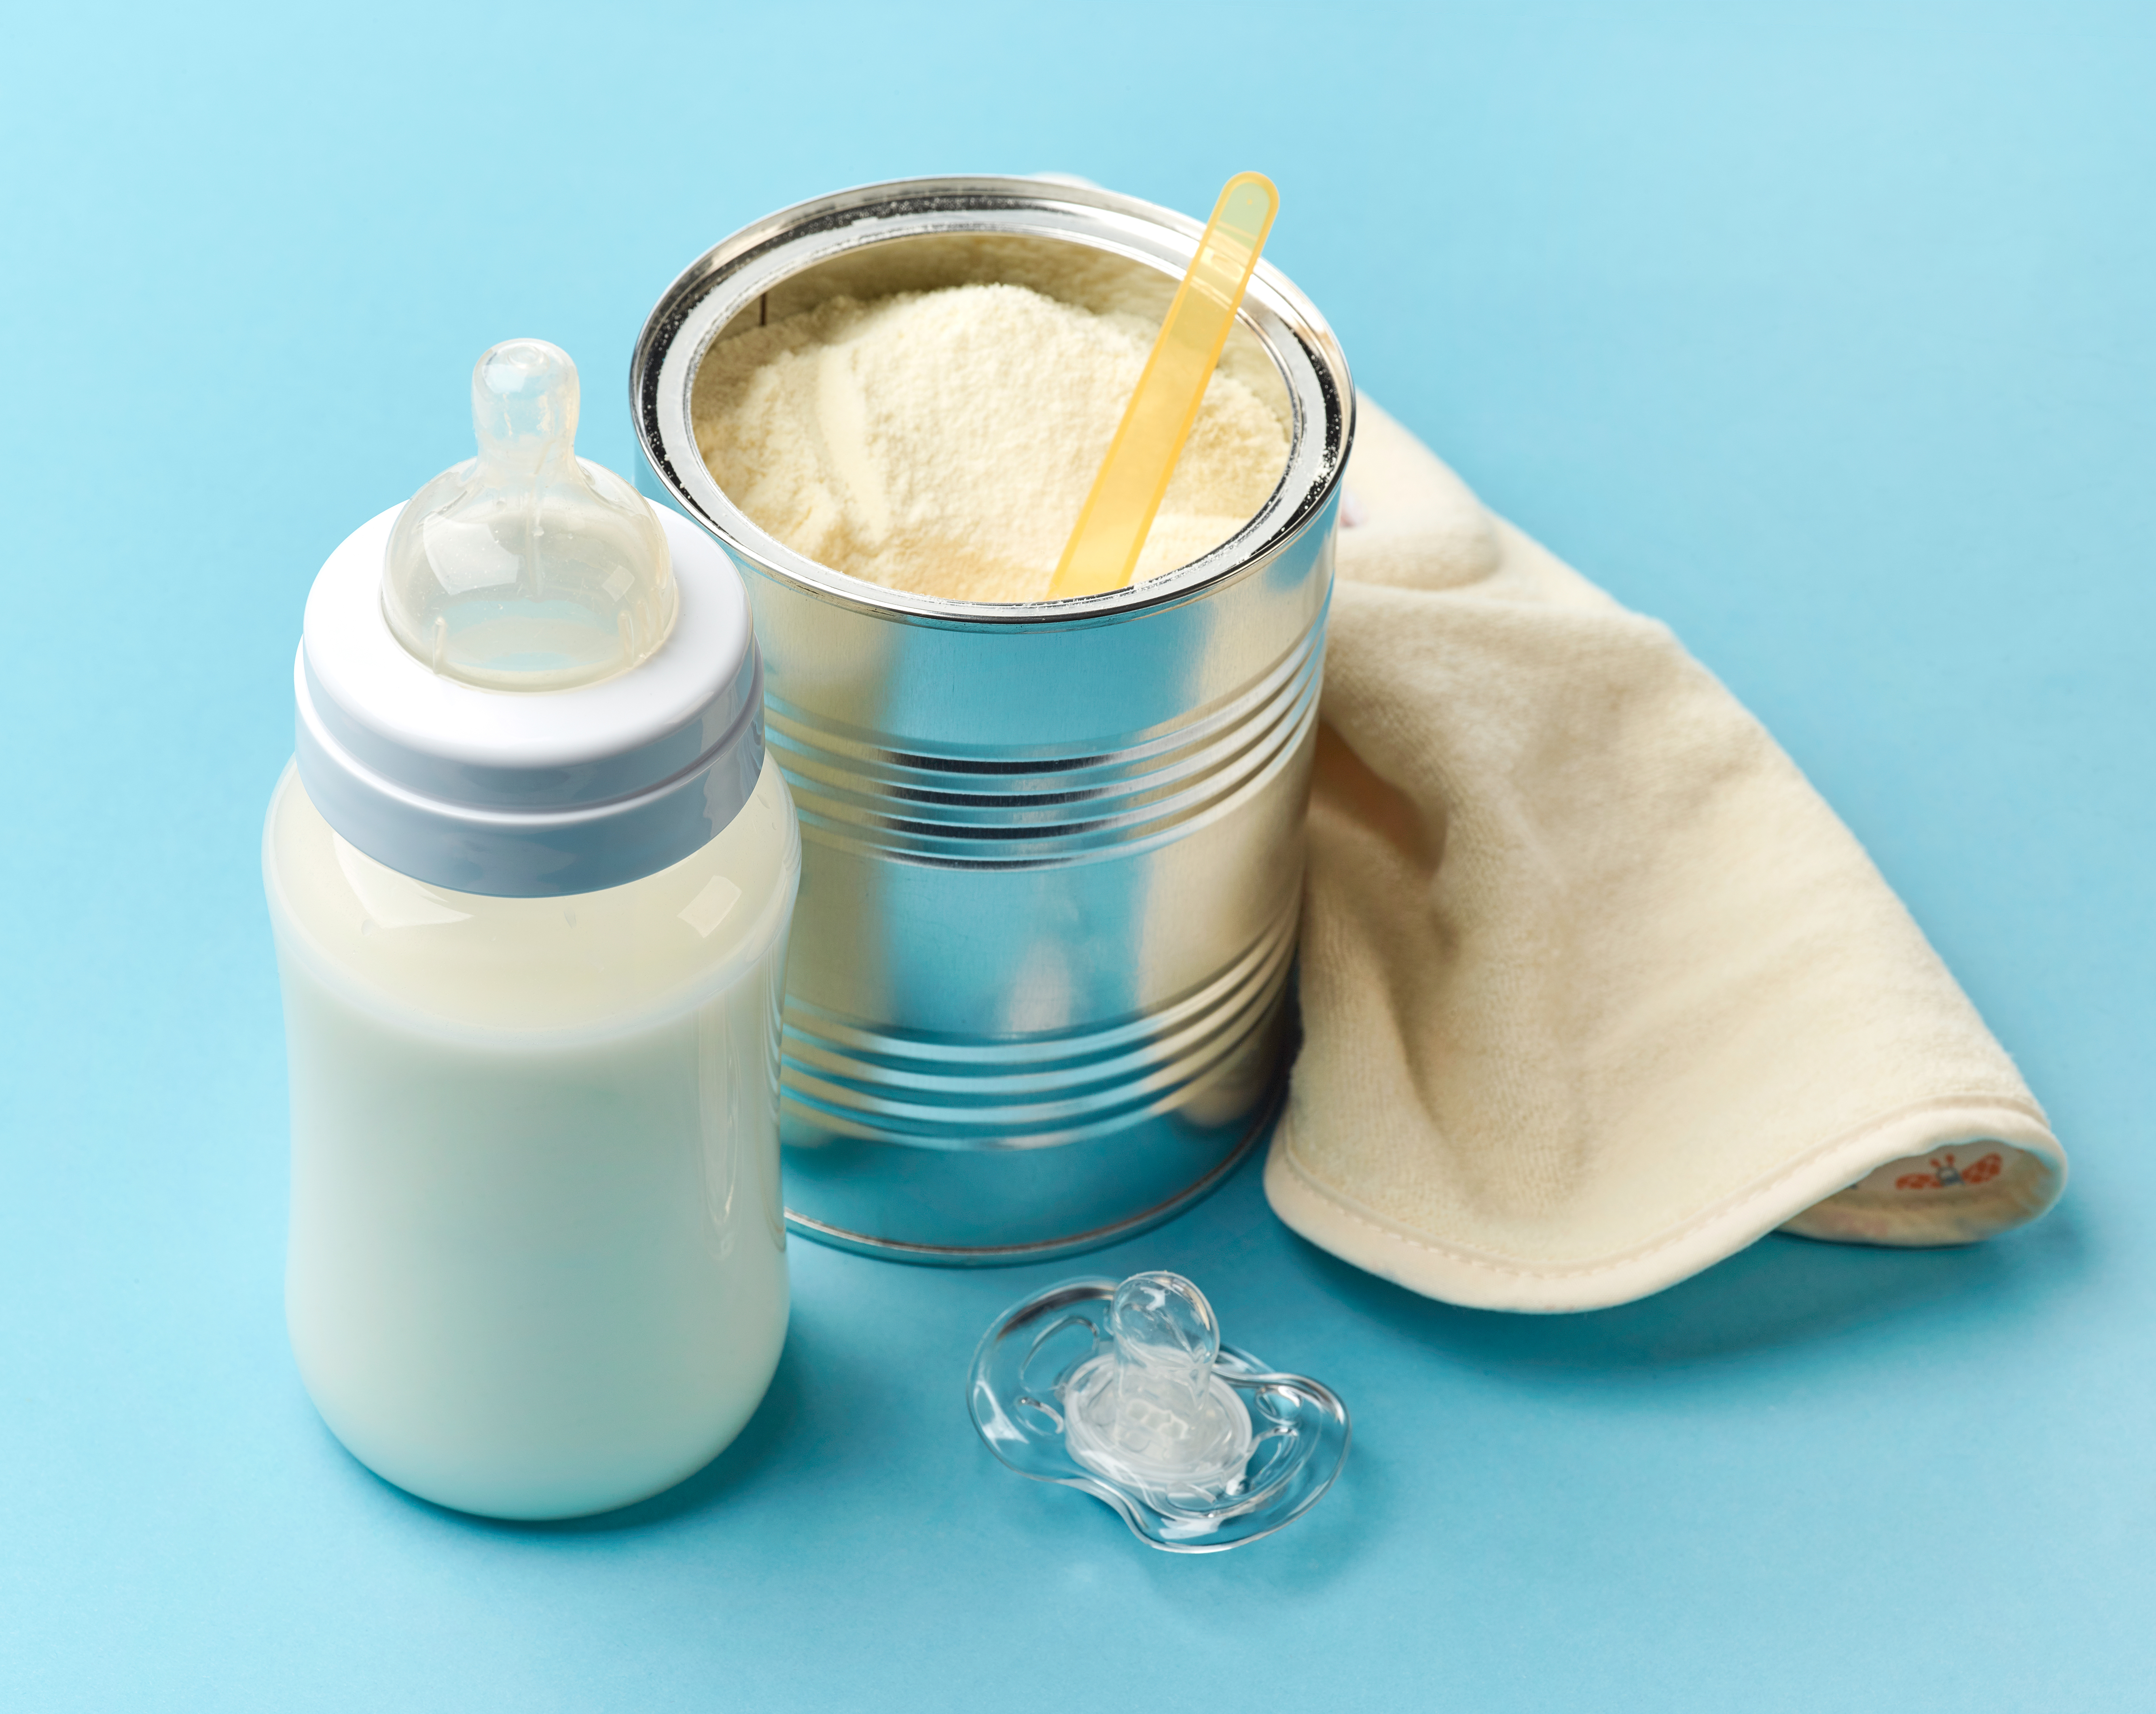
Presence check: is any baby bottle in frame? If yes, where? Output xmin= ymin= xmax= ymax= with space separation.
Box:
xmin=263 ymin=340 xmax=799 ymax=1520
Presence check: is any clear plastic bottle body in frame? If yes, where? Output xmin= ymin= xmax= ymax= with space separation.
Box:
xmin=263 ymin=755 xmax=799 ymax=1520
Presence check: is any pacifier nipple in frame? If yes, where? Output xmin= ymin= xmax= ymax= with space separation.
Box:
xmin=1061 ymin=1272 xmax=1255 ymax=1501
xmin=383 ymin=339 xmax=676 ymax=690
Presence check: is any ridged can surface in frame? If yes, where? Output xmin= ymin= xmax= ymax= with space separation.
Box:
xmin=631 ymin=176 xmax=1353 ymax=1262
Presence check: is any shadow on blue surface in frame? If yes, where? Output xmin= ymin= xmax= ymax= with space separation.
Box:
xmin=1293 ymin=1201 xmax=2092 ymax=1378
xmin=334 ymin=1143 xmax=2090 ymax=1566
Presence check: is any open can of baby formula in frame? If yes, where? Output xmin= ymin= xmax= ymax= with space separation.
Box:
xmin=631 ymin=175 xmax=1352 ymax=1263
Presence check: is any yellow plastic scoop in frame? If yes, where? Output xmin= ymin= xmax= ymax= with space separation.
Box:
xmin=1048 ymin=171 xmax=1280 ymax=600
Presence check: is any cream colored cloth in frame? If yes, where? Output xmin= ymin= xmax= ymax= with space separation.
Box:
xmin=1265 ymin=403 xmax=2065 ymax=1312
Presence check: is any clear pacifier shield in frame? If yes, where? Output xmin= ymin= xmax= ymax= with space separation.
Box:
xmin=967 ymin=1274 xmax=1349 ymax=1553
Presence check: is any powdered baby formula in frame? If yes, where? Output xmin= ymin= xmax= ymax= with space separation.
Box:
xmin=691 ymin=282 xmax=1288 ymax=603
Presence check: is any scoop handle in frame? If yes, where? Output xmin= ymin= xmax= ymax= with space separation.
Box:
xmin=1048 ymin=172 xmax=1279 ymax=600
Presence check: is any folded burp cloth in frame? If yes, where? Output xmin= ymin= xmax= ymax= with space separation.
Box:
xmin=1266 ymin=403 xmax=2065 ymax=1312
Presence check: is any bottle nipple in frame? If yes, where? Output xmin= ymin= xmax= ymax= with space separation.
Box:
xmin=1061 ymin=1271 xmax=1255 ymax=1502
xmin=383 ymin=340 xmax=677 ymax=690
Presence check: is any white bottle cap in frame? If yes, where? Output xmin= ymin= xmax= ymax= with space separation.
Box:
xmin=294 ymin=503 xmax=764 ymax=897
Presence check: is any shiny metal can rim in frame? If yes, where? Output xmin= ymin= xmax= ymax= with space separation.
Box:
xmin=629 ymin=173 xmax=1353 ymax=633
xmin=780 ymin=1086 xmax=1278 ymax=1266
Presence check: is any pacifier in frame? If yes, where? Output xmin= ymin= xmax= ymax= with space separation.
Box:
xmin=969 ymin=1270 xmax=1349 ymax=1553
xmin=383 ymin=339 xmax=676 ymax=690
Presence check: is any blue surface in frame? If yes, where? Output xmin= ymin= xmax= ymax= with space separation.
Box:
xmin=4 ymin=3 xmax=2152 ymax=1708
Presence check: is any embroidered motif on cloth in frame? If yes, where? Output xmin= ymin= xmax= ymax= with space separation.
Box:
xmin=1895 ymin=1151 xmax=2004 ymax=1191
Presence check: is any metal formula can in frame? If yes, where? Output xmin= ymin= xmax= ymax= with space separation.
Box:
xmin=631 ymin=176 xmax=1352 ymax=1263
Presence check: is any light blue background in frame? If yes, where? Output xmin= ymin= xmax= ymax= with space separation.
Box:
xmin=3 ymin=3 xmax=2150 ymax=1708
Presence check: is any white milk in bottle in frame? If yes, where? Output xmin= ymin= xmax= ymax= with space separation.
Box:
xmin=264 ymin=340 xmax=798 ymax=1520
